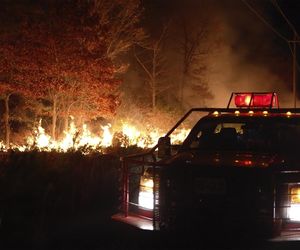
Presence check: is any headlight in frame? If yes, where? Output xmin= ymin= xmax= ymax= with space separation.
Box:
xmin=288 ymin=186 xmax=300 ymax=221
xmin=138 ymin=177 xmax=154 ymax=210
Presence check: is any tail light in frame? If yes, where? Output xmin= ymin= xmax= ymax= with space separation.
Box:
xmin=288 ymin=185 xmax=300 ymax=221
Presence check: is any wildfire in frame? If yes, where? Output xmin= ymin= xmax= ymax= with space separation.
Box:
xmin=1 ymin=118 xmax=190 ymax=153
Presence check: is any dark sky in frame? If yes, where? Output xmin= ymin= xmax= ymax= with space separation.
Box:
xmin=143 ymin=0 xmax=300 ymax=60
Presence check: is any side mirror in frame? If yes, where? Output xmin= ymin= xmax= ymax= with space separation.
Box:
xmin=157 ymin=136 xmax=171 ymax=159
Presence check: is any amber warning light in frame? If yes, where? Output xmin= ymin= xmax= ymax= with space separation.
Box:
xmin=233 ymin=93 xmax=279 ymax=108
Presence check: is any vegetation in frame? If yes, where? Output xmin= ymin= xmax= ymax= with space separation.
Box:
xmin=0 ymin=151 xmax=125 ymax=247
xmin=0 ymin=0 xmax=145 ymax=146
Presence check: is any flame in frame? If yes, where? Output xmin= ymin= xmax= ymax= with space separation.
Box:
xmin=60 ymin=121 xmax=77 ymax=151
xmin=0 ymin=141 xmax=7 ymax=151
xmin=171 ymin=128 xmax=191 ymax=144
xmin=100 ymin=124 xmax=113 ymax=147
xmin=0 ymin=118 xmax=190 ymax=153
xmin=27 ymin=119 xmax=51 ymax=149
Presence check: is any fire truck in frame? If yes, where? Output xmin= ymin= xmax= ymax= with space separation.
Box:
xmin=112 ymin=92 xmax=300 ymax=237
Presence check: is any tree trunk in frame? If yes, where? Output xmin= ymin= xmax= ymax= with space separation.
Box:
xmin=64 ymin=114 xmax=69 ymax=132
xmin=64 ymin=102 xmax=74 ymax=132
xmin=152 ymin=48 xmax=156 ymax=112
xmin=152 ymin=81 xmax=156 ymax=112
xmin=63 ymin=104 xmax=69 ymax=132
xmin=52 ymin=97 xmax=57 ymax=141
xmin=179 ymin=73 xmax=186 ymax=106
xmin=4 ymin=94 xmax=10 ymax=148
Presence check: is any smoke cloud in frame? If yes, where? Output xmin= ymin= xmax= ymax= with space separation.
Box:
xmin=121 ymin=0 xmax=296 ymax=121
xmin=204 ymin=0 xmax=294 ymax=107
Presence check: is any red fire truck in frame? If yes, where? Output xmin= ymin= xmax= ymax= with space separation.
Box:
xmin=112 ymin=92 xmax=300 ymax=237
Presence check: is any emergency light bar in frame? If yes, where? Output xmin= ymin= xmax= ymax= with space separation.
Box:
xmin=227 ymin=92 xmax=279 ymax=109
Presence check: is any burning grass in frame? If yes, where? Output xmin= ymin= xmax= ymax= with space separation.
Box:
xmin=2 ymin=119 xmax=190 ymax=153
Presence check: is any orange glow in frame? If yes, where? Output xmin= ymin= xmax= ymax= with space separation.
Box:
xmin=291 ymin=187 xmax=300 ymax=204
xmin=213 ymin=111 xmax=219 ymax=116
xmin=139 ymin=176 xmax=154 ymax=210
xmin=262 ymin=111 xmax=268 ymax=116
xmin=289 ymin=186 xmax=300 ymax=221
xmin=3 ymin=118 xmax=190 ymax=153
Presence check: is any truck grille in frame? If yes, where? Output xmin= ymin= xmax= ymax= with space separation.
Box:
xmin=160 ymin=166 xmax=274 ymax=230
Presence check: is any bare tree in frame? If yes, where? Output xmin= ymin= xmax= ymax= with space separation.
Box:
xmin=134 ymin=24 xmax=170 ymax=111
xmin=178 ymin=17 xmax=212 ymax=106
xmin=83 ymin=0 xmax=146 ymax=61
xmin=0 ymin=33 xmax=31 ymax=147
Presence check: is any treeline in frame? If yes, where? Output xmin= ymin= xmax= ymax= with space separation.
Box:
xmin=0 ymin=0 xmax=145 ymax=146
xmin=0 ymin=0 xmax=220 ymax=148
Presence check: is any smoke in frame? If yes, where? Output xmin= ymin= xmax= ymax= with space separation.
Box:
xmin=204 ymin=0 xmax=294 ymax=108
xmin=120 ymin=0 xmax=296 ymax=125
xmin=206 ymin=39 xmax=291 ymax=107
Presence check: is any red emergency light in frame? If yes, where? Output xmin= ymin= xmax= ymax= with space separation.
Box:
xmin=233 ymin=92 xmax=279 ymax=108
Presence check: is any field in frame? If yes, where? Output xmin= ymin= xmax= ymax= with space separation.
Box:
xmin=0 ymin=151 xmax=125 ymax=249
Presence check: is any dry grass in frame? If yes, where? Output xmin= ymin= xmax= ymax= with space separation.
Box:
xmin=0 ymin=151 xmax=125 ymax=248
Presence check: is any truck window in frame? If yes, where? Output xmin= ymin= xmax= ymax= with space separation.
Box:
xmin=189 ymin=122 xmax=243 ymax=151
xmin=186 ymin=120 xmax=300 ymax=153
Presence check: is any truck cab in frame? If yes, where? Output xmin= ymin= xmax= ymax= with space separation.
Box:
xmin=112 ymin=92 xmax=300 ymax=237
